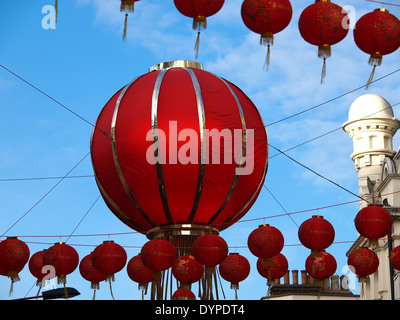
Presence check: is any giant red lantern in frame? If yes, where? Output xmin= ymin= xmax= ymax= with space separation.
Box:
xmin=298 ymin=0 xmax=349 ymax=83
xmin=354 ymin=205 xmax=392 ymax=248
xmin=219 ymin=253 xmax=250 ymax=299
xmin=126 ymin=254 xmax=154 ymax=298
xmin=91 ymin=240 xmax=127 ymax=282
xmin=174 ymin=0 xmax=225 ymax=58
xmin=390 ymin=245 xmax=400 ymax=271
xmin=305 ymin=250 xmax=336 ymax=281
xmin=0 ymin=236 xmax=30 ymax=294
xmin=43 ymin=242 xmax=79 ymax=285
xmin=172 ymin=254 xmax=204 ymax=287
xmin=257 ymin=253 xmax=288 ymax=284
xmin=247 ymin=224 xmax=284 ymax=260
xmin=347 ymin=247 xmax=379 ymax=283
xmin=90 ymin=60 xmax=268 ymax=238
xmin=241 ymin=0 xmax=293 ymax=70
xmin=353 ymin=8 xmax=400 ymax=88
xmin=298 ymin=215 xmax=335 ymax=254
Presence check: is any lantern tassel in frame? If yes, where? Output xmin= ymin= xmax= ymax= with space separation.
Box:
xmin=123 ymin=14 xmax=128 ymax=41
xmin=194 ymin=32 xmax=200 ymax=60
xmin=109 ymin=281 xmax=115 ymax=300
xmin=366 ymin=65 xmax=376 ymax=90
xmin=8 ymin=271 xmax=20 ymax=297
xmin=55 ymin=0 xmax=58 ymax=24
xmin=263 ymin=45 xmax=271 ymax=71
xmin=321 ymin=58 xmax=327 ymax=84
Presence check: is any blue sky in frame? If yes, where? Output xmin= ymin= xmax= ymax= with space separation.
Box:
xmin=0 ymin=0 xmax=400 ymax=300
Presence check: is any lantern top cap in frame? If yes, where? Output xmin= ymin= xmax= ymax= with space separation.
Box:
xmin=374 ymin=8 xmax=389 ymax=13
xmin=149 ymin=60 xmax=204 ymax=72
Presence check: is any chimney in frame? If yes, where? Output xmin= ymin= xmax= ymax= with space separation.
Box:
xmin=301 ymin=270 xmax=307 ymax=284
xmin=292 ymin=270 xmax=298 ymax=285
xmin=284 ymin=271 xmax=289 ymax=285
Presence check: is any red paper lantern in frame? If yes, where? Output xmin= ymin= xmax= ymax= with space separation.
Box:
xmin=298 ymin=0 xmax=349 ymax=83
xmin=43 ymin=242 xmax=79 ymax=285
xmin=29 ymin=250 xmax=48 ymax=287
xmin=140 ymin=239 xmax=176 ymax=272
xmin=347 ymin=247 xmax=379 ymax=282
xmin=219 ymin=253 xmax=250 ymax=299
xmin=90 ymin=60 xmax=268 ymax=235
xmin=257 ymin=253 xmax=288 ymax=282
xmin=353 ymin=8 xmax=400 ymax=88
xmin=354 ymin=205 xmax=392 ymax=247
xmin=126 ymin=254 xmax=154 ymax=289
xmin=305 ymin=250 xmax=336 ymax=281
xmin=0 ymin=236 xmax=30 ymax=292
xmin=247 ymin=224 xmax=284 ymax=260
xmin=241 ymin=0 xmax=293 ymax=69
xmin=172 ymin=254 xmax=204 ymax=286
xmin=79 ymin=253 xmax=106 ymax=290
xmin=172 ymin=288 xmax=196 ymax=300
xmin=174 ymin=0 xmax=225 ymax=58
xmin=298 ymin=215 xmax=335 ymax=253
xmin=192 ymin=234 xmax=228 ymax=267
xmin=390 ymin=245 xmax=400 ymax=271
xmin=91 ymin=240 xmax=127 ymax=282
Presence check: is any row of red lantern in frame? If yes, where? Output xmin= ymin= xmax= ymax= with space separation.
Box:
xmin=0 ymin=234 xmax=252 ymax=300
xmin=172 ymin=0 xmax=400 ymax=85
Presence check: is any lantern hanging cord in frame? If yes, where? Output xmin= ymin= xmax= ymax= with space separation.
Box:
xmin=0 ymin=64 xmax=111 ymax=138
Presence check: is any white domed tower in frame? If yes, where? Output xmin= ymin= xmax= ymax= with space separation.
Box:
xmin=343 ymin=94 xmax=400 ymax=207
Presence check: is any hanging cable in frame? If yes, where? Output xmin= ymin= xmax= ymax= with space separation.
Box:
xmin=0 ymin=64 xmax=111 ymax=138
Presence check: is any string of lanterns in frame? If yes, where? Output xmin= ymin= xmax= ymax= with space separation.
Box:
xmin=116 ymin=0 xmax=400 ymax=86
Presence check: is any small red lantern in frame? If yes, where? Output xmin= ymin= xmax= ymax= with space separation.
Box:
xmin=120 ymin=0 xmax=140 ymax=41
xmin=28 ymin=250 xmax=48 ymax=294
xmin=126 ymin=254 xmax=154 ymax=297
xmin=298 ymin=0 xmax=349 ymax=83
xmin=353 ymin=8 xmax=400 ymax=88
xmin=0 ymin=236 xmax=30 ymax=294
xmin=172 ymin=288 xmax=196 ymax=300
xmin=91 ymin=240 xmax=127 ymax=282
xmin=79 ymin=253 xmax=106 ymax=299
xmin=219 ymin=253 xmax=250 ymax=299
xmin=140 ymin=239 xmax=176 ymax=300
xmin=173 ymin=0 xmax=225 ymax=58
xmin=241 ymin=0 xmax=293 ymax=69
xmin=257 ymin=253 xmax=288 ymax=283
xmin=390 ymin=245 xmax=400 ymax=271
xmin=305 ymin=250 xmax=336 ymax=281
xmin=43 ymin=242 xmax=79 ymax=285
xmin=192 ymin=234 xmax=228 ymax=267
xmin=298 ymin=215 xmax=335 ymax=254
xmin=247 ymin=224 xmax=284 ymax=260
xmin=140 ymin=239 xmax=176 ymax=272
xmin=172 ymin=254 xmax=204 ymax=287
xmin=347 ymin=247 xmax=379 ymax=283
xmin=354 ymin=205 xmax=392 ymax=248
